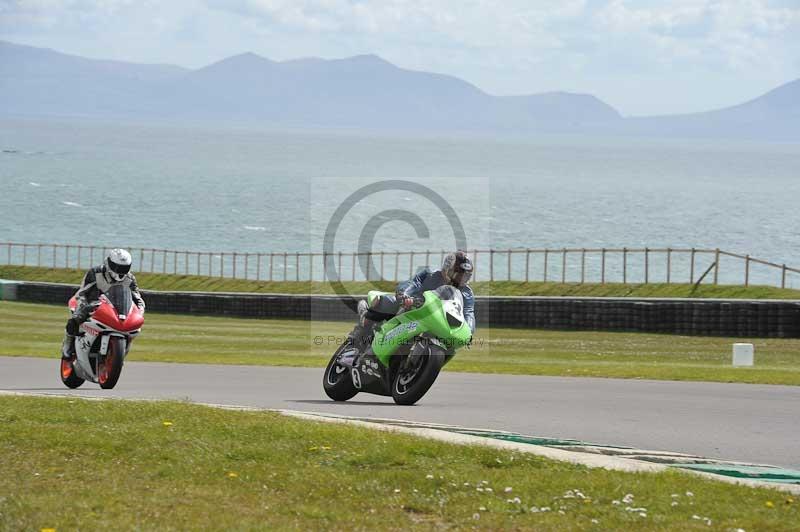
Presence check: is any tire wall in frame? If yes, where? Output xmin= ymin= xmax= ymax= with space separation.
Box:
xmin=2 ymin=281 xmax=798 ymax=338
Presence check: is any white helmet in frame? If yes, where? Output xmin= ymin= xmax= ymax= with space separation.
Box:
xmin=106 ymin=248 xmax=132 ymax=282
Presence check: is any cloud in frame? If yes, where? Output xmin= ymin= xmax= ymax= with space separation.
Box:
xmin=595 ymin=0 xmax=800 ymax=69
xmin=1 ymin=0 xmax=798 ymax=114
xmin=205 ymin=0 xmax=587 ymax=48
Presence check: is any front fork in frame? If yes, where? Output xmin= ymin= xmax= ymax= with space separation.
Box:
xmin=73 ymin=333 xmax=128 ymax=383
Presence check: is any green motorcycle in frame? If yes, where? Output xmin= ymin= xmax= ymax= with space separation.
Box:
xmin=323 ymin=285 xmax=472 ymax=405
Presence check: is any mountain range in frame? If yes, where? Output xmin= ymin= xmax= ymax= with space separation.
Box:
xmin=1 ymin=40 xmax=798 ymax=140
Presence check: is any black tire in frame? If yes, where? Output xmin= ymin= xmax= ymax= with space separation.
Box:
xmin=392 ymin=346 xmax=445 ymax=406
xmin=99 ymin=337 xmax=125 ymax=390
xmin=323 ymin=342 xmax=359 ymax=402
xmin=60 ymin=357 xmax=84 ymax=389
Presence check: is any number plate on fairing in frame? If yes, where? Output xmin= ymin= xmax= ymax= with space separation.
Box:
xmin=100 ymin=334 xmax=110 ymax=355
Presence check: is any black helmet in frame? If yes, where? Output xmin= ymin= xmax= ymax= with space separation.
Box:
xmin=442 ymin=250 xmax=473 ymax=287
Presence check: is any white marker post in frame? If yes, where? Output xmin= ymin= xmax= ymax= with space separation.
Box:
xmin=732 ymin=343 xmax=754 ymax=367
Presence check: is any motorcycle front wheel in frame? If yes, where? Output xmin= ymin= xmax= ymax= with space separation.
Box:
xmin=98 ymin=337 xmax=125 ymax=390
xmin=323 ymin=341 xmax=359 ymax=401
xmin=391 ymin=346 xmax=445 ymax=406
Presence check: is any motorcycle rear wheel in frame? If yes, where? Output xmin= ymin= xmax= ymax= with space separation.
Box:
xmin=60 ymin=357 xmax=84 ymax=389
xmin=323 ymin=341 xmax=359 ymax=401
xmin=392 ymin=346 xmax=445 ymax=406
xmin=99 ymin=337 xmax=124 ymax=390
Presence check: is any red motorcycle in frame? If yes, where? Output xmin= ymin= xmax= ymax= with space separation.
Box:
xmin=60 ymin=285 xmax=144 ymax=389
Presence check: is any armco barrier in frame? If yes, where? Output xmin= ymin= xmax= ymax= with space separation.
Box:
xmin=2 ymin=280 xmax=799 ymax=338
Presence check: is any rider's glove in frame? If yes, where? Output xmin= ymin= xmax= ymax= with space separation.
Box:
xmin=396 ymin=293 xmax=414 ymax=310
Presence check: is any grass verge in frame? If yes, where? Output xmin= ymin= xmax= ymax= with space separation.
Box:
xmin=3 ymin=300 xmax=800 ymax=385
xmin=1 ymin=395 xmax=797 ymax=531
xmin=2 ymin=265 xmax=799 ymax=299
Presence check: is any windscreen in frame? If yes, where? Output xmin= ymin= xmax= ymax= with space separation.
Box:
xmin=106 ymin=284 xmax=133 ymax=316
xmin=435 ymin=285 xmax=464 ymax=305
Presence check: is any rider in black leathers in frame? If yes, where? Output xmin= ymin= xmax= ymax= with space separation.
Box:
xmin=61 ymin=248 xmax=145 ymax=359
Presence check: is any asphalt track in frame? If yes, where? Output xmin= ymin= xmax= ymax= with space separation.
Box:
xmin=2 ymin=356 xmax=798 ymax=469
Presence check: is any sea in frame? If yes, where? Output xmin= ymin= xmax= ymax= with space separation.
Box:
xmin=1 ymin=117 xmax=799 ymax=286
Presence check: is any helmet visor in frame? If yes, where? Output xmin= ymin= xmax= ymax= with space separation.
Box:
xmin=109 ymin=261 xmax=131 ymax=278
xmin=451 ymin=261 xmax=472 ymax=286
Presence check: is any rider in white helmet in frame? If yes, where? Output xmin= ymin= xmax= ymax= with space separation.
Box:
xmin=61 ymin=248 xmax=145 ymax=359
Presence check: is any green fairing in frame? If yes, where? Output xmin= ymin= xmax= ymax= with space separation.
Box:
xmin=369 ymin=290 xmax=472 ymax=367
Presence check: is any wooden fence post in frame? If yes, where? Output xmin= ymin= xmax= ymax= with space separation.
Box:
xmin=561 ymin=248 xmax=567 ymax=284
xmin=472 ymin=250 xmax=478 ymax=282
xmin=623 ymin=247 xmax=627 ymax=284
xmin=543 ymin=249 xmax=549 ymax=282
xmin=644 ymin=247 xmax=649 ymax=284
xmin=296 ymin=252 xmax=300 ymax=281
xmin=409 ymin=252 xmax=414 ymax=278
xmin=782 ymin=264 xmax=787 ymax=289
xmin=666 ymin=248 xmax=671 ymax=284
xmin=601 ymin=248 xmax=606 ymax=284
xmin=219 ymin=253 xmax=224 ymax=278
xmin=507 ymin=249 xmax=512 ymax=281
xmin=489 ymin=250 xmax=494 ymax=281
xmin=580 ymin=248 xmax=586 ymax=284
xmin=269 ymin=253 xmax=274 ymax=281
xmin=714 ymin=248 xmax=720 ymax=285
xmin=66 ymin=245 xmax=70 ymax=268
xmin=394 ymin=251 xmax=399 ymax=282
xmin=37 ymin=244 xmax=42 ymax=266
xmin=745 ymin=255 xmax=750 ymax=287
xmin=284 ymin=252 xmax=288 ymax=281
xmin=525 ymin=249 xmax=530 ymax=282
xmin=380 ymin=251 xmax=385 ymax=280
xmin=690 ymin=248 xmax=695 ymax=283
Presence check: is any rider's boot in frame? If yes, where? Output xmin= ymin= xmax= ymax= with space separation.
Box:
xmin=343 ymin=300 xmax=375 ymax=365
xmin=61 ymin=333 xmax=76 ymax=360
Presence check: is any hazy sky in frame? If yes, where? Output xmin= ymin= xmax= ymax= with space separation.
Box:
xmin=2 ymin=0 xmax=799 ymax=116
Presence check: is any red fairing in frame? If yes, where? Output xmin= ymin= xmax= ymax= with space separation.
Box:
xmin=90 ymin=300 xmax=145 ymax=332
xmin=120 ymin=304 xmax=145 ymax=332
xmin=68 ymin=296 xmax=77 ymax=312
xmin=91 ymin=300 xmax=121 ymax=329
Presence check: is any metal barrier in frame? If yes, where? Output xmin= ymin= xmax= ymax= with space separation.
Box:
xmin=1 ymin=242 xmax=799 ymax=288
